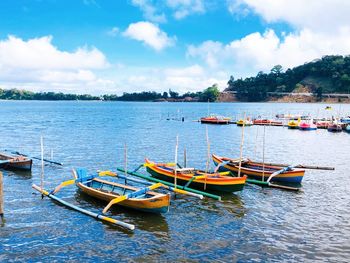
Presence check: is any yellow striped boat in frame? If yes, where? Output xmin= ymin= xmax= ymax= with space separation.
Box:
xmin=144 ymin=159 xmax=246 ymax=193
xmin=212 ymin=154 xmax=305 ymax=184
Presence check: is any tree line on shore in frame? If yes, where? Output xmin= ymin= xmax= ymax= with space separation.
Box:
xmin=0 ymin=85 xmax=220 ymax=102
xmin=2 ymin=55 xmax=348 ymax=102
xmin=227 ymin=55 xmax=350 ymax=101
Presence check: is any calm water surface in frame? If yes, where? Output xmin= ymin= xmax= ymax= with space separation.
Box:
xmin=0 ymin=101 xmax=350 ymax=262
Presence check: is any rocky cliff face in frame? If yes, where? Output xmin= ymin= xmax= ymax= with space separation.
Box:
xmin=217 ymin=92 xmax=237 ymax=102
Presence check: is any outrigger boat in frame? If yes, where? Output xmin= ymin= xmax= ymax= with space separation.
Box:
xmin=73 ymin=169 xmax=171 ymax=214
xmin=212 ymin=154 xmax=305 ymax=184
xmin=144 ymin=159 xmax=247 ymax=193
xmin=33 ymin=168 xmax=203 ymax=230
xmin=0 ymin=152 xmax=32 ymax=171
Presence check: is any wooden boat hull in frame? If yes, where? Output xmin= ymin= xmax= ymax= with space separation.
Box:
xmin=0 ymin=153 xmax=32 ymax=171
xmin=77 ymin=178 xmax=170 ymax=213
xmin=253 ymin=120 xmax=283 ymax=126
xmin=237 ymin=120 xmax=253 ymax=126
xmin=200 ymin=118 xmax=230 ymax=125
xmin=145 ymin=159 xmax=246 ymax=193
xmin=288 ymin=123 xmax=299 ymax=129
xmin=212 ymin=154 xmax=304 ymax=184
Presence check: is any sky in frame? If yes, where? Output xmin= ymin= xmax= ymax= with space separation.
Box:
xmin=1 ymin=0 xmax=350 ymax=95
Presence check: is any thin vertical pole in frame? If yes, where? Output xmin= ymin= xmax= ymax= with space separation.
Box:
xmin=174 ymin=135 xmax=179 ymax=189
xmin=238 ymin=113 xmax=246 ymax=177
xmin=207 ymin=99 xmax=209 ymax=116
xmin=253 ymin=126 xmax=259 ymax=159
xmin=0 ymin=172 xmax=3 ymax=221
xmin=40 ymin=136 xmax=44 ymax=199
xmin=262 ymin=125 xmax=266 ymax=181
xmin=205 ymin=126 xmax=210 ymax=190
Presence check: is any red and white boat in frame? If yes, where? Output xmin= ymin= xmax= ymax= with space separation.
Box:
xmin=200 ymin=115 xmax=231 ymax=124
xmin=299 ymin=119 xmax=317 ymax=130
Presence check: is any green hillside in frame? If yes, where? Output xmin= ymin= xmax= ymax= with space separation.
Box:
xmin=226 ymin=55 xmax=350 ymax=101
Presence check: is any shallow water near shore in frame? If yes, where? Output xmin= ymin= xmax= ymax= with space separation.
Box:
xmin=0 ymin=100 xmax=350 ymax=262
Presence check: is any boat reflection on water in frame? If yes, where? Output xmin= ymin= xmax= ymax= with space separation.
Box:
xmin=3 ymin=169 xmax=32 ymax=179
xmin=218 ymin=193 xmax=246 ymax=218
xmin=74 ymin=188 xmax=169 ymax=234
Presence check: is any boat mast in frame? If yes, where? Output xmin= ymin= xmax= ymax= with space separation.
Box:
xmin=174 ymin=135 xmax=179 ymax=189
xmin=40 ymin=136 xmax=45 ymax=199
xmin=262 ymin=125 xmax=266 ymax=181
xmin=205 ymin=125 xmax=210 ymax=190
xmin=238 ymin=113 xmax=246 ymax=177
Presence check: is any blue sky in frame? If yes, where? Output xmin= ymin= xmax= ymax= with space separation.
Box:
xmin=0 ymin=0 xmax=349 ymax=95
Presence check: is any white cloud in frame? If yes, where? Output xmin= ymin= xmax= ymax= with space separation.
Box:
xmin=187 ymin=28 xmax=350 ymax=77
xmin=0 ymin=35 xmax=113 ymax=94
xmin=0 ymin=35 xmax=108 ymax=70
xmin=166 ymin=0 xmax=205 ymax=19
xmin=111 ymin=64 xmax=227 ymax=94
xmin=123 ymin=21 xmax=175 ymax=51
xmin=228 ymin=0 xmax=350 ymax=33
xmin=131 ymin=0 xmax=167 ymax=23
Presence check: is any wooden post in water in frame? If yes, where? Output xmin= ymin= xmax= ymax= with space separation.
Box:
xmin=183 ymin=148 xmax=187 ymax=168
xmin=0 ymin=172 xmax=3 ymax=221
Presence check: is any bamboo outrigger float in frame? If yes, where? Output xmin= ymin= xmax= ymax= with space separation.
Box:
xmin=32 ymin=183 xmax=135 ymax=230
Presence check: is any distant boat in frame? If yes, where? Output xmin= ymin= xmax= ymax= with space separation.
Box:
xmin=253 ymin=119 xmax=283 ymax=126
xmin=200 ymin=115 xmax=231 ymax=124
xmin=325 ymin=106 xmax=332 ymax=110
xmin=340 ymin=117 xmax=350 ymax=124
xmin=299 ymin=119 xmax=317 ymax=130
xmin=316 ymin=120 xmax=331 ymax=129
xmin=236 ymin=119 xmax=253 ymax=126
xmin=0 ymin=152 xmax=32 ymax=171
xmin=346 ymin=125 xmax=350 ymax=133
xmin=327 ymin=122 xmax=342 ymax=132
xmin=287 ymin=118 xmax=301 ymax=129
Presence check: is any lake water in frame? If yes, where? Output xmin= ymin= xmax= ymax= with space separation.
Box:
xmin=0 ymin=101 xmax=349 ymax=262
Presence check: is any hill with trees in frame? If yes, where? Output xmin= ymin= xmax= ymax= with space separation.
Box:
xmin=226 ymin=55 xmax=350 ymax=101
